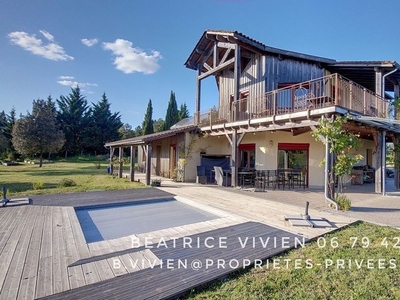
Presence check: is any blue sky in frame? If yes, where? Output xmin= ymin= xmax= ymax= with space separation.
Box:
xmin=1 ymin=0 xmax=400 ymax=128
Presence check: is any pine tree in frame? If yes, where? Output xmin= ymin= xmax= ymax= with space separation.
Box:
xmin=163 ymin=91 xmax=179 ymax=130
xmin=178 ymin=102 xmax=190 ymax=121
xmin=57 ymin=87 xmax=90 ymax=156
xmin=90 ymin=93 xmax=122 ymax=154
xmin=142 ymin=99 xmax=154 ymax=135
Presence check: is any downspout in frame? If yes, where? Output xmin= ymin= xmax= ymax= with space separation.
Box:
xmin=325 ymin=136 xmax=338 ymax=210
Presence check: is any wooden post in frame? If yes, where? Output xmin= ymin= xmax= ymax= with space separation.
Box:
xmin=118 ymin=146 xmax=123 ymax=178
xmin=375 ymin=131 xmax=383 ymax=194
xmin=233 ymin=44 xmax=241 ymax=122
xmin=145 ymin=143 xmax=152 ymax=185
xmin=231 ymin=129 xmax=238 ymax=187
xmin=195 ymin=65 xmax=201 ymax=124
xmin=109 ymin=147 xmax=114 ymax=175
xmin=130 ymin=145 xmax=135 ymax=182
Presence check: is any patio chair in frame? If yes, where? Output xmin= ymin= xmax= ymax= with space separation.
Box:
xmin=214 ymin=166 xmax=231 ymax=186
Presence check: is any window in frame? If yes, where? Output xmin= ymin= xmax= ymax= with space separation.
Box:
xmin=239 ymin=143 xmax=255 ymax=169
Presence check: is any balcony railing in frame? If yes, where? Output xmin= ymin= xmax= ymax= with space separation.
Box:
xmin=195 ymin=73 xmax=390 ymax=127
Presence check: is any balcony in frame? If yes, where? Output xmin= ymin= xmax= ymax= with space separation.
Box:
xmin=195 ymin=73 xmax=390 ymax=127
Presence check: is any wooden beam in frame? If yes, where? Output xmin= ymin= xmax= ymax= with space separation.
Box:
xmin=118 ymin=147 xmax=123 ymax=178
xmin=195 ymin=66 xmax=201 ymax=124
xmin=145 ymin=143 xmax=152 ymax=185
xmin=231 ymin=129 xmax=238 ymax=187
xmin=217 ymin=42 xmax=235 ymax=49
xmin=130 ymin=145 xmax=135 ymax=182
xmin=109 ymin=147 xmax=115 ymax=175
xmin=220 ymin=48 xmax=231 ymax=64
xmin=292 ymin=127 xmax=311 ymax=136
xmin=198 ymin=57 xmax=235 ymax=80
xmin=374 ymin=131 xmax=383 ymax=193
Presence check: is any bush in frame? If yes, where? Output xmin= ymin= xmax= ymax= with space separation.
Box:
xmin=93 ymin=162 xmax=101 ymax=169
xmin=58 ymin=178 xmax=77 ymax=187
xmin=32 ymin=181 xmax=45 ymax=190
xmin=336 ymin=194 xmax=351 ymax=211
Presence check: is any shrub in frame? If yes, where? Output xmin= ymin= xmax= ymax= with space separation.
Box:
xmin=93 ymin=162 xmax=101 ymax=169
xmin=336 ymin=194 xmax=351 ymax=211
xmin=32 ymin=181 xmax=45 ymax=190
xmin=58 ymin=178 xmax=77 ymax=187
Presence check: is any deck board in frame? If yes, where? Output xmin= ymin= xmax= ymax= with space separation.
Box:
xmin=17 ymin=206 xmax=45 ymax=300
xmin=39 ymin=222 xmax=304 ymax=300
xmin=0 ymin=206 xmax=37 ymax=300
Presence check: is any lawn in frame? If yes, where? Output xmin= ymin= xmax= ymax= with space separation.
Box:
xmin=186 ymin=221 xmax=400 ymax=300
xmin=0 ymin=156 xmax=143 ymax=196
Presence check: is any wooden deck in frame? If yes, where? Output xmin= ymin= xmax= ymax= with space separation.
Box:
xmin=39 ymin=222 xmax=303 ymax=300
xmin=0 ymin=189 xmax=307 ymax=299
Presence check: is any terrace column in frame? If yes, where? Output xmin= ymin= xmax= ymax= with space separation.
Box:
xmin=394 ymin=84 xmax=400 ymax=190
xmin=195 ymin=65 xmax=201 ymax=124
xmin=145 ymin=143 xmax=152 ymax=185
xmin=109 ymin=147 xmax=115 ymax=175
xmin=374 ymin=131 xmax=384 ymax=194
xmin=118 ymin=147 xmax=123 ymax=178
xmin=130 ymin=145 xmax=135 ymax=182
xmin=231 ymin=129 xmax=238 ymax=187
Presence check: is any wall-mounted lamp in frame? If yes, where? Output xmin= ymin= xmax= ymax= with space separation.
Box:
xmin=269 ymin=140 xmax=274 ymax=147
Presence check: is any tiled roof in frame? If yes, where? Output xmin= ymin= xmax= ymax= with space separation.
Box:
xmin=105 ymin=124 xmax=198 ymax=147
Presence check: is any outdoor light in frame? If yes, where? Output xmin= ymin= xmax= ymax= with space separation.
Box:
xmin=269 ymin=140 xmax=274 ymax=146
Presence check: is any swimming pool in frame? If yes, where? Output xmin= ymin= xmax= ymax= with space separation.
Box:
xmin=75 ymin=198 xmax=218 ymax=243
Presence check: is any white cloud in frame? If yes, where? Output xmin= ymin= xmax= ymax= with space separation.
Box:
xmin=8 ymin=31 xmax=73 ymax=61
xmin=58 ymin=75 xmax=75 ymax=80
xmin=57 ymin=76 xmax=97 ymax=90
xmin=81 ymin=38 xmax=99 ymax=47
xmin=40 ymin=30 xmax=54 ymax=41
xmin=102 ymin=39 xmax=161 ymax=74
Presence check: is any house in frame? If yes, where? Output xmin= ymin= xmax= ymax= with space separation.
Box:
xmin=105 ymin=29 xmax=400 ymax=194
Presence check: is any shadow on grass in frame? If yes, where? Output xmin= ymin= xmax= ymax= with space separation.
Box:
xmin=25 ymin=169 xmax=106 ymax=177
xmin=3 ymin=182 xmax=59 ymax=193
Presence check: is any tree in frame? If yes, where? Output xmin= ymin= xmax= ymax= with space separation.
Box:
xmin=178 ymin=102 xmax=190 ymax=121
xmin=0 ymin=108 xmax=17 ymax=158
xmin=163 ymin=91 xmax=179 ymax=130
xmin=119 ymin=123 xmax=136 ymax=139
xmin=90 ymin=93 xmax=122 ymax=154
xmin=12 ymin=99 xmax=65 ymax=167
xmin=142 ymin=99 xmax=154 ymax=135
xmin=153 ymin=118 xmax=165 ymax=133
xmin=311 ymin=115 xmax=363 ymax=199
xmin=57 ymin=87 xmax=90 ymax=156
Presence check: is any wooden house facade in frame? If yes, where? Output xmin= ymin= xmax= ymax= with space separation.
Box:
xmin=106 ymin=29 xmax=400 ymax=196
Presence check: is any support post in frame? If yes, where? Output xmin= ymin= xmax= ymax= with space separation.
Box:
xmin=231 ymin=129 xmax=238 ymax=187
xmin=145 ymin=143 xmax=152 ymax=185
xmin=118 ymin=147 xmax=123 ymax=178
xmin=195 ymin=65 xmax=201 ymax=124
xmin=109 ymin=147 xmax=114 ymax=175
xmin=382 ymin=131 xmax=386 ymax=195
xmin=233 ymin=44 xmax=241 ymax=122
xmin=130 ymin=145 xmax=135 ymax=182
xmin=375 ymin=131 xmax=383 ymax=193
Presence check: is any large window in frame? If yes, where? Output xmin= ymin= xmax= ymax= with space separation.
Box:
xmin=278 ymin=143 xmax=309 ymax=187
xmin=239 ymin=143 xmax=255 ymax=169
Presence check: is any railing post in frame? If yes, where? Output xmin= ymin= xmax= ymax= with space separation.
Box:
xmin=273 ymin=91 xmax=277 ymax=115
xmin=335 ymin=74 xmax=338 ymax=105
xmin=349 ymin=82 xmax=353 ymax=110
xmin=363 ymin=88 xmax=367 ymax=115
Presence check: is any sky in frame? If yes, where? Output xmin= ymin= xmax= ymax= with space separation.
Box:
xmin=1 ymin=0 xmax=400 ymax=128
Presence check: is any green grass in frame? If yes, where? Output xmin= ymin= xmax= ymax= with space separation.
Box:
xmin=186 ymin=221 xmax=400 ymax=300
xmin=0 ymin=156 xmax=143 ymax=196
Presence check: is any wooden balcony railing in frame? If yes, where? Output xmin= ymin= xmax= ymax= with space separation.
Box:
xmin=195 ymin=73 xmax=390 ymax=127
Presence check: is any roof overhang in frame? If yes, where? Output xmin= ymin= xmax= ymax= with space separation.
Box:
xmin=327 ymin=61 xmax=400 ymax=93
xmin=104 ymin=125 xmax=198 ymax=148
xmin=350 ymin=115 xmax=400 ymax=134
xmin=185 ymin=30 xmax=336 ymax=71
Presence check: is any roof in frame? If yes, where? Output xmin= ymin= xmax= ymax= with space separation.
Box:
xmin=185 ymin=29 xmax=336 ymax=71
xmin=105 ymin=124 xmax=198 ymax=147
xmin=350 ymin=115 xmax=400 ymax=134
xmin=327 ymin=61 xmax=400 ymax=93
